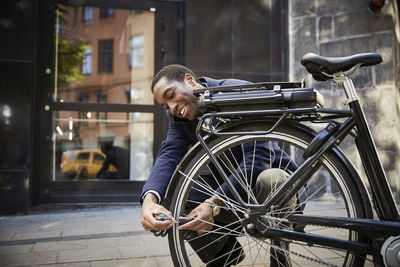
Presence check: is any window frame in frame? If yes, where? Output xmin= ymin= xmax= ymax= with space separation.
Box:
xmin=98 ymin=39 xmax=114 ymax=74
xmin=129 ymin=34 xmax=145 ymax=68
xmin=34 ymin=0 xmax=188 ymax=204
xmin=82 ymin=48 xmax=92 ymax=75
xmin=83 ymin=6 xmax=93 ymax=23
xmin=99 ymin=8 xmax=115 ymax=19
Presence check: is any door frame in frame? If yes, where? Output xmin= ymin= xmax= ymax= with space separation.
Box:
xmin=33 ymin=0 xmax=184 ymax=204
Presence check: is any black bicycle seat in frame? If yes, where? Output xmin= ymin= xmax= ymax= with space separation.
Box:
xmin=301 ymin=52 xmax=382 ymax=81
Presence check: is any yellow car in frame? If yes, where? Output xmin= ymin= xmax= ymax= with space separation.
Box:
xmin=60 ymin=149 xmax=116 ymax=179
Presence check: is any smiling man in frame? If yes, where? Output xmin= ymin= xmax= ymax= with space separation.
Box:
xmin=140 ymin=64 xmax=256 ymax=266
xmin=140 ymin=64 xmax=297 ymax=266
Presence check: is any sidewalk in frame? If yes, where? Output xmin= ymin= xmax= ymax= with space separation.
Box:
xmin=0 ymin=204 xmax=173 ymax=267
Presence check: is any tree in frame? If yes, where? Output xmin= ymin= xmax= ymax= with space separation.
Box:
xmin=55 ymin=5 xmax=89 ymax=90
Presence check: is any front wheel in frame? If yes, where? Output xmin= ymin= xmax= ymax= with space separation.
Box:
xmin=168 ymin=121 xmax=372 ymax=266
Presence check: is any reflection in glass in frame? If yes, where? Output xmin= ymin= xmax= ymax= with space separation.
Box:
xmin=53 ymin=111 xmax=153 ymax=181
xmin=130 ymin=34 xmax=144 ymax=68
xmin=82 ymin=48 xmax=92 ymax=74
xmin=53 ymin=5 xmax=154 ymax=104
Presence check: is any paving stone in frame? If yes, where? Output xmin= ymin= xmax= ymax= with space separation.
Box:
xmin=12 ymin=230 xmax=62 ymax=241
xmin=57 ymin=247 xmax=120 ymax=263
xmin=31 ymin=263 xmax=90 ymax=267
xmin=91 ymin=257 xmax=173 ymax=267
xmin=64 ymin=215 xmax=105 ymax=223
xmin=118 ymin=235 xmax=170 ymax=258
xmin=0 ymin=244 xmax=33 ymax=255
xmin=87 ymin=235 xmax=146 ymax=249
xmin=109 ymin=223 xmax=141 ymax=233
xmin=120 ymin=206 xmax=140 ymax=215
xmin=32 ymin=240 xmax=88 ymax=252
xmin=152 ymin=255 xmax=175 ymax=267
xmin=86 ymin=218 xmax=130 ymax=228
xmin=61 ymin=226 xmax=109 ymax=237
xmin=0 ymin=231 xmax=14 ymax=241
xmin=48 ymin=212 xmax=86 ymax=220
xmin=85 ymin=209 xmax=122 ymax=217
xmin=10 ymin=214 xmax=49 ymax=222
xmin=1 ymin=251 xmax=58 ymax=266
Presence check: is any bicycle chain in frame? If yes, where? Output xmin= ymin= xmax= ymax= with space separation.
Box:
xmin=258 ymin=215 xmax=340 ymax=267
xmin=267 ymin=240 xmax=339 ymax=267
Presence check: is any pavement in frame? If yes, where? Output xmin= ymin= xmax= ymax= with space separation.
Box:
xmin=0 ymin=204 xmax=174 ymax=267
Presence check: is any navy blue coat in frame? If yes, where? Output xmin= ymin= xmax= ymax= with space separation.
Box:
xmin=140 ymin=77 xmax=297 ymax=203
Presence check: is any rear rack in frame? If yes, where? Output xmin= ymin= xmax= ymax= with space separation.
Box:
xmin=195 ymin=81 xmax=324 ymax=113
xmin=193 ymin=81 xmax=305 ymax=96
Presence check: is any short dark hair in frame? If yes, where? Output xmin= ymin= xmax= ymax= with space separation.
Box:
xmin=151 ymin=64 xmax=200 ymax=92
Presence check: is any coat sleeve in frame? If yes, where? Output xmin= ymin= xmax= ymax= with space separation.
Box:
xmin=140 ymin=113 xmax=193 ymax=203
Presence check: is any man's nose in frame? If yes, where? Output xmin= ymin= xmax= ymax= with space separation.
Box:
xmin=168 ymin=102 xmax=177 ymax=114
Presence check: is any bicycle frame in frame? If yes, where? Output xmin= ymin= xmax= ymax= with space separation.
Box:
xmin=194 ymin=75 xmax=400 ymax=258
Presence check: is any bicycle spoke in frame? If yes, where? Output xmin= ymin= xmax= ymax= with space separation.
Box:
xmin=249 ymin=140 xmax=257 ymax=204
xmin=219 ymin=152 xmax=258 ymax=204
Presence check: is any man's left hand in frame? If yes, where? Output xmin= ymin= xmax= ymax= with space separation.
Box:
xmin=178 ymin=202 xmax=214 ymax=235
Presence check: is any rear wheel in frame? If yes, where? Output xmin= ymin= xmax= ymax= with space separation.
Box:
xmin=168 ymin=121 xmax=372 ymax=266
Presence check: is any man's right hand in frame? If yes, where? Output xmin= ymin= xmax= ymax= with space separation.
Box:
xmin=141 ymin=193 xmax=175 ymax=231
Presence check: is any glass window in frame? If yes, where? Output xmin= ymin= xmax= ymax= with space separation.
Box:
xmin=98 ymin=39 xmax=113 ymax=73
xmin=77 ymin=152 xmax=90 ymax=161
xmin=50 ymin=5 xmax=158 ymax=185
xmin=97 ymin=93 xmax=107 ymax=123
xmin=83 ymin=7 xmax=93 ymax=23
xmin=100 ymin=8 xmax=115 ymax=19
xmin=93 ymin=152 xmax=105 ymax=161
xmin=53 ymin=6 xmax=155 ymax=104
xmin=185 ymin=0 xmax=283 ymax=82
xmin=82 ymin=48 xmax=92 ymax=74
xmin=130 ymin=34 xmax=144 ymax=68
xmin=53 ymin=111 xmax=154 ymax=181
xmin=78 ymin=93 xmax=89 ymax=126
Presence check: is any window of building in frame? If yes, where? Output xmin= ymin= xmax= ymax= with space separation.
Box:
xmin=129 ymin=34 xmax=144 ymax=68
xmin=99 ymin=8 xmax=115 ymax=19
xmin=78 ymin=93 xmax=89 ymax=126
xmin=98 ymin=40 xmax=113 ymax=73
xmin=83 ymin=7 xmax=93 ymax=23
xmin=82 ymin=48 xmax=92 ymax=74
xmin=97 ymin=93 xmax=107 ymax=123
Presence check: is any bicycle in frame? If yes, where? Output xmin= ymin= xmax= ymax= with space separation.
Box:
xmin=158 ymin=53 xmax=400 ymax=266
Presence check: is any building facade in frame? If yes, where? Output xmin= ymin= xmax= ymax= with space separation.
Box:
xmin=0 ymin=0 xmax=399 ymax=214
xmin=288 ymin=0 xmax=400 ymax=201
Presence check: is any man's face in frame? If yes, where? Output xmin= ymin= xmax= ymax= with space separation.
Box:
xmin=153 ymin=74 xmax=203 ymax=121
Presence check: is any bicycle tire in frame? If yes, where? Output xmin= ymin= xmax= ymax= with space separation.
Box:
xmin=167 ymin=120 xmax=372 ymax=267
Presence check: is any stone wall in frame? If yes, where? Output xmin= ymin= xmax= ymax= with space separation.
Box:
xmin=288 ymin=0 xmax=400 ymax=202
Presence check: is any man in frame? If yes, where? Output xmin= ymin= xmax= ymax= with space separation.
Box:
xmin=141 ymin=64 xmax=297 ymax=266
xmin=97 ymin=140 xmax=130 ymax=179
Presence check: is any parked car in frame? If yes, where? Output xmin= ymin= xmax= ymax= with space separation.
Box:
xmin=60 ymin=149 xmax=116 ymax=179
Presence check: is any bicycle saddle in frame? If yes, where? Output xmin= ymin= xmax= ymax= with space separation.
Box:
xmin=301 ymin=52 xmax=382 ymax=81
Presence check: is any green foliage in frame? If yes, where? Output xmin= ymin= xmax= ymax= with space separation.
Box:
xmin=57 ymin=38 xmax=89 ymax=89
xmin=55 ymin=4 xmax=89 ymax=89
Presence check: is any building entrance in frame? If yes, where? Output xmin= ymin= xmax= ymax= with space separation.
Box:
xmin=34 ymin=0 xmax=183 ymax=203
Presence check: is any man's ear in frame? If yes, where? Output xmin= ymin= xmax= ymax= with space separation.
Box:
xmin=184 ymin=73 xmax=196 ymax=87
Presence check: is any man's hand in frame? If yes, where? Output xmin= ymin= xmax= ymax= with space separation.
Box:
xmin=141 ymin=193 xmax=174 ymax=231
xmin=178 ymin=202 xmax=214 ymax=235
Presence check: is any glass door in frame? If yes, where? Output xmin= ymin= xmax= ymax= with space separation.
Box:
xmin=53 ymin=5 xmax=155 ymax=182
xmin=35 ymin=0 xmax=183 ymax=203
